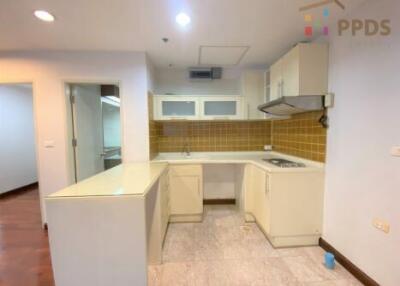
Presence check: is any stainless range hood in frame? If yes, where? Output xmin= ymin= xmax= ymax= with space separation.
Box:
xmin=258 ymin=95 xmax=326 ymax=116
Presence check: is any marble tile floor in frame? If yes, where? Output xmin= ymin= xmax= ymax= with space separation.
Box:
xmin=148 ymin=205 xmax=361 ymax=286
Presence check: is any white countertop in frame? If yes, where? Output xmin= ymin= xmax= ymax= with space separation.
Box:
xmin=48 ymin=152 xmax=323 ymax=199
xmin=48 ymin=162 xmax=168 ymax=198
xmin=153 ymin=151 xmax=324 ymax=173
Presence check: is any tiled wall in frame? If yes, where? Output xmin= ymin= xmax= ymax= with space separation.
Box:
xmin=158 ymin=121 xmax=272 ymax=152
xmin=272 ymin=111 xmax=327 ymax=162
xmin=149 ymin=111 xmax=327 ymax=162
xmin=148 ymin=93 xmax=159 ymax=159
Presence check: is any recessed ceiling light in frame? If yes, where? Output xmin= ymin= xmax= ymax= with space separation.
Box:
xmin=34 ymin=10 xmax=55 ymax=22
xmin=175 ymin=12 xmax=190 ymax=27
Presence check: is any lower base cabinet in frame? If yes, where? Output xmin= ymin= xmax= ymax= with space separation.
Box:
xmin=159 ymin=171 xmax=170 ymax=241
xmin=244 ymin=164 xmax=324 ymax=248
xmin=168 ymin=164 xmax=203 ymax=222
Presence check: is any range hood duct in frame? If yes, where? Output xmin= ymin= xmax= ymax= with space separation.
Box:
xmin=258 ymin=95 xmax=325 ymax=116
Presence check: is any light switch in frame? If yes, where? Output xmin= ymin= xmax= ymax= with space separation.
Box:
xmin=391 ymin=146 xmax=400 ymax=157
xmin=44 ymin=140 xmax=55 ymax=148
xmin=372 ymin=218 xmax=390 ymax=233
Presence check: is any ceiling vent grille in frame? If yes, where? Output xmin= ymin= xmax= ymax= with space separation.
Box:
xmin=189 ymin=67 xmax=222 ymax=79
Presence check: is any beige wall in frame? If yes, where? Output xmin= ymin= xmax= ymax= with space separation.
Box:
xmin=0 ymin=51 xmax=151 ymax=223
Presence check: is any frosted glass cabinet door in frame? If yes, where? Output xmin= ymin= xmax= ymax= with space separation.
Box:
xmin=200 ymin=97 xmax=245 ymax=120
xmin=154 ymin=97 xmax=200 ymax=120
xmin=163 ymin=101 xmax=195 ymax=115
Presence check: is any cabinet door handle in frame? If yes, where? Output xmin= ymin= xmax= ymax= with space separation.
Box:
xmin=265 ymin=174 xmax=269 ymax=195
xmin=213 ymin=116 xmax=230 ymax=120
xmin=169 ymin=117 xmax=188 ymax=120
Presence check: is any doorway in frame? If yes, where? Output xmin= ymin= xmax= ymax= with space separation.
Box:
xmin=0 ymin=83 xmax=38 ymax=194
xmin=66 ymin=83 xmax=122 ymax=183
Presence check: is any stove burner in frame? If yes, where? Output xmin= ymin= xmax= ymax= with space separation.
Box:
xmin=263 ymin=158 xmax=306 ymax=168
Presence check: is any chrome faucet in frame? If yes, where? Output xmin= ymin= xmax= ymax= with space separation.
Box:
xmin=182 ymin=141 xmax=191 ymax=157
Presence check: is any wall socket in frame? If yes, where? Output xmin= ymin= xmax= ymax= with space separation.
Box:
xmin=391 ymin=146 xmax=400 ymax=156
xmin=264 ymin=145 xmax=273 ymax=151
xmin=372 ymin=218 xmax=390 ymax=233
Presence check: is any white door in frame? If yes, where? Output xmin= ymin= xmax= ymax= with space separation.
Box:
xmin=71 ymin=84 xmax=104 ymax=182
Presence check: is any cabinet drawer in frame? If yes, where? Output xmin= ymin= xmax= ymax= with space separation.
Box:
xmin=169 ymin=165 xmax=202 ymax=177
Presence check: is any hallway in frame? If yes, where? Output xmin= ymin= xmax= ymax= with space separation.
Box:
xmin=0 ymin=187 xmax=54 ymax=286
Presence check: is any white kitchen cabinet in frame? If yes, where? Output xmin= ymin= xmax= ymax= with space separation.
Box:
xmin=154 ymin=95 xmax=247 ymax=121
xmin=251 ymin=166 xmax=270 ymax=234
xmin=244 ymin=164 xmax=270 ymax=233
xmin=269 ymin=43 xmax=328 ymax=100
xmin=244 ymin=164 xmax=324 ymax=247
xmin=241 ymin=70 xmax=267 ymax=120
xmin=199 ymin=97 xmax=245 ymax=120
xmin=154 ymin=96 xmax=200 ymax=120
xmin=158 ymin=170 xmax=170 ymax=242
xmin=169 ymin=164 xmax=203 ymax=222
xmin=270 ymin=59 xmax=283 ymax=101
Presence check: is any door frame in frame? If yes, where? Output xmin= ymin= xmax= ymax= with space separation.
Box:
xmin=63 ymin=79 xmax=123 ymax=183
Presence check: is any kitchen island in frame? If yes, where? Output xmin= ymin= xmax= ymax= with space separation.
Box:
xmin=46 ymin=162 xmax=169 ymax=286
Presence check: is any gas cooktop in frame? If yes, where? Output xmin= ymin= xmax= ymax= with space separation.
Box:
xmin=263 ymin=158 xmax=306 ymax=168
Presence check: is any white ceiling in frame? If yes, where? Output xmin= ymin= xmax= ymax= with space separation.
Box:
xmin=0 ymin=0 xmax=366 ymax=68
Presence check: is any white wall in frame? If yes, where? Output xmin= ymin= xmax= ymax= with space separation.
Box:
xmin=323 ymin=1 xmax=400 ymax=285
xmin=0 ymin=84 xmax=37 ymax=194
xmin=203 ymin=164 xmax=237 ymax=199
xmin=154 ymin=68 xmax=241 ymax=95
xmin=0 ymin=51 xmax=150 ymax=223
xmin=146 ymin=56 xmax=156 ymax=94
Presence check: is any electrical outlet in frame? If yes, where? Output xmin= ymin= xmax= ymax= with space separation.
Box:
xmin=264 ymin=145 xmax=273 ymax=151
xmin=373 ymin=218 xmax=390 ymax=233
xmin=391 ymin=146 xmax=400 ymax=157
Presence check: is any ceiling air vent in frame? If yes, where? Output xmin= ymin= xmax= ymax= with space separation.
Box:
xmin=189 ymin=67 xmax=222 ymax=79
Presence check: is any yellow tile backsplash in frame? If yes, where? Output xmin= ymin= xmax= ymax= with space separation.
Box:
xmin=158 ymin=121 xmax=272 ymax=152
xmin=271 ymin=111 xmax=327 ymax=162
xmin=149 ymin=111 xmax=327 ymax=162
xmin=148 ymin=93 xmax=159 ymax=159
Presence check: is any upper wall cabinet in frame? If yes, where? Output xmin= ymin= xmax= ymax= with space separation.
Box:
xmin=200 ymin=97 xmax=245 ymax=120
xmin=269 ymin=43 xmax=329 ymax=101
xmin=241 ymin=70 xmax=267 ymax=120
xmin=154 ymin=96 xmax=246 ymax=121
xmin=154 ymin=96 xmax=200 ymax=120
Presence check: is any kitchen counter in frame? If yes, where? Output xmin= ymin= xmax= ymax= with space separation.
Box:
xmin=45 ymin=162 xmax=169 ymax=286
xmin=48 ymin=162 xmax=168 ymax=198
xmin=46 ymin=152 xmax=324 ymax=286
xmin=153 ymin=151 xmax=324 ymax=173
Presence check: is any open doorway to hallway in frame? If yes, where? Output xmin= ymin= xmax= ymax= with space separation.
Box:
xmin=0 ymin=83 xmax=37 ymax=195
xmin=66 ymin=83 xmax=122 ymax=183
